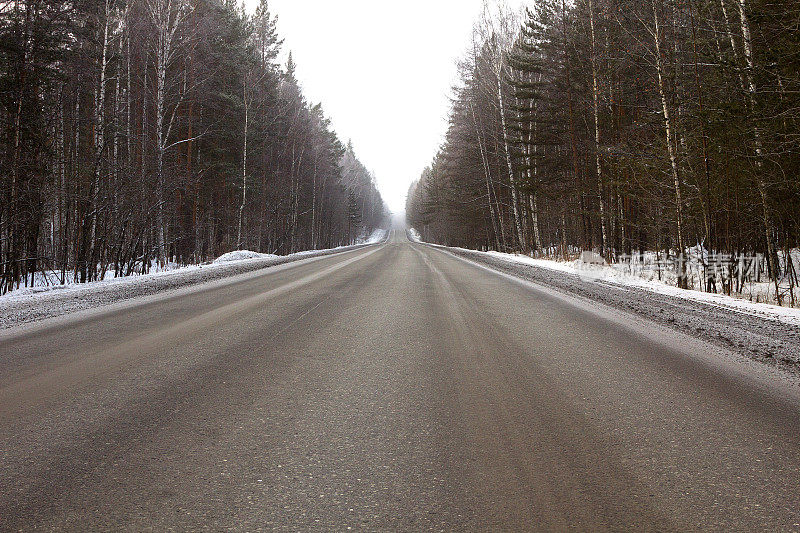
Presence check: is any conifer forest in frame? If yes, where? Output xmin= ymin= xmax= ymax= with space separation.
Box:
xmin=0 ymin=0 xmax=386 ymax=293
xmin=406 ymin=0 xmax=799 ymax=304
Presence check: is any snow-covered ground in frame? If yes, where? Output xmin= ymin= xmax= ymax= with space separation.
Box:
xmin=0 ymin=231 xmax=388 ymax=330
xmin=484 ymin=251 xmax=800 ymax=328
xmin=363 ymin=228 xmax=389 ymax=245
xmin=408 ymin=227 xmax=798 ymax=324
xmin=410 ymin=228 xmax=800 ymax=372
xmin=214 ymin=250 xmax=279 ymax=263
xmin=2 ymin=229 xmax=389 ymax=299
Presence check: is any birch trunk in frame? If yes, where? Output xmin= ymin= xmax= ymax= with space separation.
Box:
xmin=310 ymin=157 xmax=318 ymax=250
xmin=719 ymin=0 xmax=748 ymax=93
xmin=90 ymin=0 xmax=112 ymax=266
xmin=589 ymin=0 xmax=608 ymax=256
xmin=469 ymin=100 xmax=501 ymax=251
xmin=147 ymin=0 xmax=190 ymax=264
xmin=562 ymin=0 xmax=582 ymax=251
xmin=237 ymin=82 xmax=249 ymax=249
xmin=735 ymin=0 xmax=780 ymax=302
xmin=155 ymin=53 xmax=166 ymax=264
xmin=652 ymin=0 xmax=687 ymax=288
xmin=140 ymin=61 xmax=149 ymax=271
xmin=497 ymin=73 xmax=525 ymax=250
xmin=154 ymin=9 xmax=167 ymax=264
xmin=688 ymin=0 xmax=713 ymax=258
xmin=527 ymin=71 xmax=541 ymax=254
xmin=79 ymin=0 xmax=113 ymax=282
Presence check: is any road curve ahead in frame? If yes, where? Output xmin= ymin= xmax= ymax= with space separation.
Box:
xmin=2 ymin=230 xmax=799 ymax=531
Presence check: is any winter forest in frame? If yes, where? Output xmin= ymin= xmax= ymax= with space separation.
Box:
xmin=406 ymin=0 xmax=799 ymax=305
xmin=0 ymin=0 xmax=386 ymax=293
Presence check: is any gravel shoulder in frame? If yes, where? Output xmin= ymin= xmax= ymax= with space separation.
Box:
xmin=0 ymin=243 xmax=375 ymax=331
xmin=444 ymin=245 xmax=800 ymax=375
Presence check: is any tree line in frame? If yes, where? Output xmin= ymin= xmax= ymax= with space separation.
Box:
xmin=406 ymin=0 xmax=798 ymax=303
xmin=0 ymin=0 xmax=386 ymax=293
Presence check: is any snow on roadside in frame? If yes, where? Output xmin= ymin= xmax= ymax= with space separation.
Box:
xmin=214 ymin=250 xmax=278 ymax=263
xmin=362 ymin=228 xmax=388 ymax=244
xmin=1 ymin=261 xmax=212 ymax=303
xmin=0 ymin=235 xmax=388 ymax=330
xmin=407 ymin=228 xmax=422 ymax=242
xmin=483 ymin=250 xmax=800 ymax=328
xmin=406 ymin=225 xmax=800 ymax=328
xmin=2 ymin=234 xmax=388 ymax=302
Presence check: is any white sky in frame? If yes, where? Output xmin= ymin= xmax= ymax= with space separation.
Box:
xmin=244 ymin=0 xmax=523 ymax=213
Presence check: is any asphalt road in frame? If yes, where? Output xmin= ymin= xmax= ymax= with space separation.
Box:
xmin=2 ymin=229 xmax=799 ymax=531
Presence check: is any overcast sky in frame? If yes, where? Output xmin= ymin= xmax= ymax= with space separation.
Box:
xmin=243 ymin=0 xmax=522 ymax=213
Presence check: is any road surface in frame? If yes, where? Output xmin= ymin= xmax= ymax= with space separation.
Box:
xmin=2 ymin=229 xmax=799 ymax=531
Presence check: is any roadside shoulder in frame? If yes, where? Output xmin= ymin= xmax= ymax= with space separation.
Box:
xmin=0 ymin=243 xmax=380 ymax=332
xmin=436 ymin=244 xmax=800 ymax=376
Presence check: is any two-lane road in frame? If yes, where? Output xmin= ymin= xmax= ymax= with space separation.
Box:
xmin=2 ymin=230 xmax=799 ymax=531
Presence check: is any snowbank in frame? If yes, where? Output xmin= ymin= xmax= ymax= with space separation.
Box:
xmin=214 ymin=250 xmax=278 ymax=263
xmin=484 ymin=250 xmax=800 ymax=327
xmin=409 ymin=225 xmax=799 ymax=325
xmin=444 ymin=245 xmax=800 ymax=370
xmin=0 ymin=236 xmax=389 ymax=330
xmin=362 ymin=229 xmax=388 ymax=245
